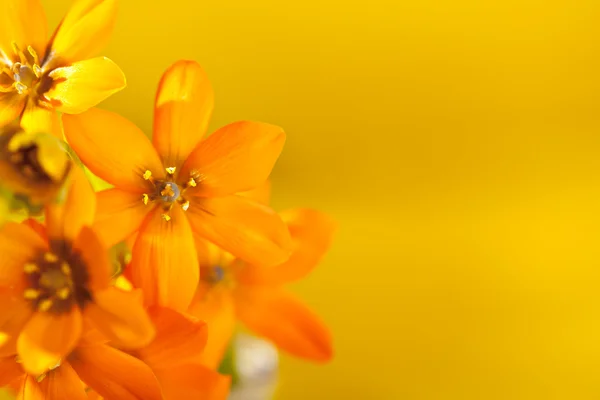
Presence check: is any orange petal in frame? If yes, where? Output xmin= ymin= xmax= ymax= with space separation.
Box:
xmin=38 ymin=362 xmax=87 ymax=400
xmin=153 ymin=60 xmax=214 ymax=168
xmin=63 ymin=108 xmax=164 ymax=192
xmin=83 ymin=287 xmax=154 ymax=349
xmin=69 ymin=343 xmax=162 ymax=400
xmin=0 ymin=288 xmax=33 ymax=357
xmin=188 ymin=285 xmax=236 ymax=369
xmin=45 ymin=57 xmax=126 ymax=115
xmin=193 ymin=234 xmax=227 ymax=271
xmin=187 ymin=195 xmax=292 ymax=267
xmin=153 ymin=364 xmax=231 ymax=400
xmin=72 ymin=226 xmax=111 ymax=292
xmin=181 ymin=121 xmax=285 ymax=197
xmin=137 ymin=307 xmax=207 ymax=369
xmin=130 ymin=206 xmax=199 ymax=311
xmin=20 ymin=102 xmax=63 ymax=139
xmin=17 ymin=309 xmax=83 ymax=375
xmin=93 ymin=189 xmax=150 ymax=248
xmin=45 ymin=166 xmax=95 ymax=241
xmin=238 ymin=180 xmax=272 ymax=206
xmin=0 ymin=222 xmax=46 ymax=285
xmin=18 ymin=375 xmax=44 ymax=400
xmin=0 ymin=0 xmax=47 ymax=59
xmin=46 ymin=0 xmax=117 ymax=66
xmin=0 ymin=356 xmax=22 ymax=386
xmin=234 ymin=287 xmax=333 ymax=362
xmin=236 ymin=208 xmax=336 ymax=285
xmin=0 ymin=94 xmax=26 ymax=127
xmin=22 ymin=218 xmax=47 ymax=241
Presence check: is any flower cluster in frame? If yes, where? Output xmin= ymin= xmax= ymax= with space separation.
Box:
xmin=0 ymin=0 xmax=334 ymax=399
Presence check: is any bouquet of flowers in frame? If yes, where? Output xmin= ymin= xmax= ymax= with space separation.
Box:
xmin=0 ymin=1 xmax=334 ymax=398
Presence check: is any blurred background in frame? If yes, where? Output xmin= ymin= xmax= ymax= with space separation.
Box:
xmin=41 ymin=0 xmax=600 ymax=398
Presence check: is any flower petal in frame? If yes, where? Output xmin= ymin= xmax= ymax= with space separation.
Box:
xmin=0 ymin=289 xmax=33 ymax=357
xmin=0 ymin=94 xmax=26 ymax=127
xmin=238 ymin=180 xmax=272 ymax=206
xmin=234 ymin=287 xmax=333 ymax=362
xmin=84 ymin=287 xmax=154 ymax=349
xmin=236 ymin=208 xmax=336 ymax=285
xmin=17 ymin=308 xmax=83 ymax=375
xmin=63 ymin=108 xmax=164 ymax=192
xmin=137 ymin=307 xmax=207 ymax=369
xmin=18 ymin=375 xmax=44 ymax=400
xmin=0 ymin=0 xmax=47 ymax=60
xmin=153 ymin=364 xmax=231 ymax=400
xmin=20 ymin=102 xmax=63 ymax=139
xmin=0 ymin=222 xmax=46 ymax=285
xmin=72 ymin=226 xmax=111 ymax=292
xmin=69 ymin=342 xmax=162 ymax=400
xmin=22 ymin=218 xmax=47 ymax=241
xmin=46 ymin=0 xmax=117 ymax=66
xmin=45 ymin=57 xmax=126 ymax=115
xmin=39 ymin=362 xmax=87 ymax=400
xmin=187 ymin=195 xmax=292 ymax=267
xmin=181 ymin=121 xmax=285 ymax=197
xmin=0 ymin=356 xmax=22 ymax=386
xmin=188 ymin=285 xmax=236 ymax=369
xmin=93 ymin=189 xmax=150 ymax=248
xmin=153 ymin=60 xmax=214 ymax=168
xmin=45 ymin=166 xmax=95 ymax=241
xmin=130 ymin=206 xmax=199 ymax=311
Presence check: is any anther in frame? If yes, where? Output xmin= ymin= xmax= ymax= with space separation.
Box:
xmin=38 ymin=299 xmax=53 ymax=312
xmin=187 ymin=177 xmax=197 ymax=188
xmin=166 ymin=166 xmax=176 ymax=175
xmin=44 ymin=253 xmax=58 ymax=263
xmin=61 ymin=262 xmax=71 ymax=276
xmin=23 ymin=289 xmax=41 ymax=299
xmin=143 ymin=170 xmax=153 ymax=180
xmin=142 ymin=193 xmax=149 ymax=205
xmin=24 ymin=263 xmax=39 ymax=274
xmin=181 ymin=200 xmax=190 ymax=211
xmin=27 ymin=46 xmax=40 ymax=68
xmin=162 ymin=214 xmax=171 ymax=222
xmin=36 ymin=373 xmax=47 ymax=383
xmin=57 ymin=287 xmax=70 ymax=300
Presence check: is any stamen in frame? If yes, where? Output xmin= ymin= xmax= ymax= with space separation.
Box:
xmin=23 ymin=289 xmax=41 ymax=299
xmin=14 ymin=81 xmax=27 ymax=94
xmin=44 ymin=253 xmax=58 ymax=263
xmin=143 ymin=170 xmax=153 ymax=180
xmin=181 ymin=200 xmax=190 ymax=211
xmin=12 ymin=42 xmax=27 ymax=65
xmin=57 ymin=287 xmax=70 ymax=300
xmin=162 ymin=214 xmax=171 ymax=222
xmin=38 ymin=299 xmax=53 ymax=312
xmin=142 ymin=193 xmax=149 ymax=205
xmin=166 ymin=166 xmax=176 ymax=175
xmin=36 ymin=373 xmax=47 ymax=383
xmin=61 ymin=262 xmax=71 ymax=276
xmin=27 ymin=46 xmax=40 ymax=68
xmin=24 ymin=263 xmax=39 ymax=274
xmin=187 ymin=177 xmax=197 ymax=188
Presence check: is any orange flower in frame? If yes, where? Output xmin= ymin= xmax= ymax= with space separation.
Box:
xmin=0 ymin=0 xmax=125 ymax=138
xmin=0 ymin=329 xmax=163 ymax=400
xmin=62 ymin=60 xmax=292 ymax=312
xmin=0 ymin=167 xmax=154 ymax=375
xmin=189 ymin=207 xmax=336 ymax=367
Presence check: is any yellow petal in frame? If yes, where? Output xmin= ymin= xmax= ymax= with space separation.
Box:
xmin=17 ymin=309 xmax=82 ymax=375
xmin=44 ymin=57 xmax=125 ymax=115
xmin=0 ymin=94 xmax=26 ymax=127
xmin=153 ymin=60 xmax=214 ymax=168
xmin=83 ymin=287 xmax=155 ymax=349
xmin=20 ymin=102 xmax=63 ymax=139
xmin=0 ymin=0 xmax=47 ymax=60
xmin=46 ymin=0 xmax=117 ymax=66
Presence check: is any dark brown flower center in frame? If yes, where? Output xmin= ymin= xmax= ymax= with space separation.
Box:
xmin=23 ymin=241 xmax=92 ymax=314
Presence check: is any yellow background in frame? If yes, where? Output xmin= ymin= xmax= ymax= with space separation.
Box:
xmin=39 ymin=0 xmax=600 ymax=398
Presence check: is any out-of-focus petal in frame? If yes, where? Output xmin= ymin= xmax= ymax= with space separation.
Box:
xmin=0 ymin=288 xmax=33 ymax=357
xmin=38 ymin=362 xmax=87 ymax=400
xmin=181 ymin=121 xmax=285 ymax=197
xmin=93 ymin=189 xmax=150 ymax=248
xmin=84 ymin=287 xmax=154 ymax=349
xmin=45 ymin=57 xmax=126 ymax=115
xmin=234 ymin=287 xmax=333 ymax=362
xmin=188 ymin=285 xmax=236 ymax=369
xmin=45 ymin=0 xmax=117 ymax=66
xmin=238 ymin=180 xmax=272 ymax=206
xmin=69 ymin=343 xmax=162 ymax=400
xmin=0 ymin=94 xmax=26 ymax=127
xmin=187 ymin=195 xmax=291 ymax=267
xmin=0 ymin=222 xmax=46 ymax=285
xmin=0 ymin=356 xmax=22 ymax=386
xmin=72 ymin=226 xmax=111 ymax=292
xmin=137 ymin=306 xmax=207 ymax=369
xmin=153 ymin=364 xmax=231 ymax=400
xmin=130 ymin=206 xmax=199 ymax=311
xmin=45 ymin=166 xmax=95 ymax=241
xmin=20 ymin=102 xmax=63 ymax=139
xmin=236 ymin=208 xmax=336 ymax=285
xmin=63 ymin=108 xmax=164 ymax=192
xmin=17 ymin=308 xmax=82 ymax=375
xmin=0 ymin=0 xmax=47 ymax=60
xmin=153 ymin=60 xmax=213 ymax=168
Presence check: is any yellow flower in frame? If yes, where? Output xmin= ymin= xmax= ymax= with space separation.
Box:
xmin=0 ymin=0 xmax=125 ymax=138
xmin=0 ymin=123 xmax=71 ymax=205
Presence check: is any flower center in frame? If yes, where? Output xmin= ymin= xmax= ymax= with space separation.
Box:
xmin=140 ymin=166 xmax=200 ymax=221
xmin=23 ymin=242 xmax=92 ymax=314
